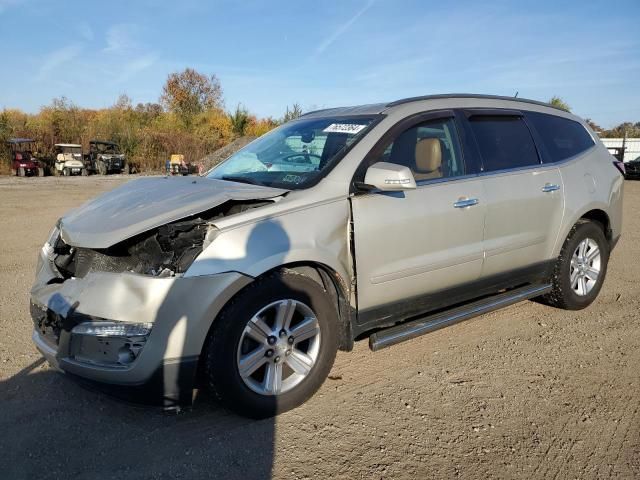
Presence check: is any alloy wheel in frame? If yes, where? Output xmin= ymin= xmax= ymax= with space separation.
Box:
xmin=236 ymin=299 xmax=321 ymax=396
xmin=570 ymin=238 xmax=601 ymax=296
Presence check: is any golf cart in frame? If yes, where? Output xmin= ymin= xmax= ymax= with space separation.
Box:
xmin=85 ymin=140 xmax=128 ymax=175
xmin=54 ymin=144 xmax=86 ymax=176
xmin=7 ymin=138 xmax=44 ymax=177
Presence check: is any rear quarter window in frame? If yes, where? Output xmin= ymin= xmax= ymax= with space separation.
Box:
xmin=525 ymin=111 xmax=595 ymax=163
xmin=468 ymin=115 xmax=540 ymax=171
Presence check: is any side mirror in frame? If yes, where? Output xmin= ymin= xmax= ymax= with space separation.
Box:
xmin=362 ymin=162 xmax=416 ymax=191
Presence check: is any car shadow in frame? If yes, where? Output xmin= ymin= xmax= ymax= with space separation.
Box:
xmin=0 ymin=218 xmax=299 ymax=480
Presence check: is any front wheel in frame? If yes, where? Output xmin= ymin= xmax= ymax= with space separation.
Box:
xmin=542 ymin=220 xmax=610 ymax=310
xmin=204 ymin=270 xmax=338 ymax=418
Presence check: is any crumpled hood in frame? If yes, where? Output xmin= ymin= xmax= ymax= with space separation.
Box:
xmin=60 ymin=176 xmax=287 ymax=248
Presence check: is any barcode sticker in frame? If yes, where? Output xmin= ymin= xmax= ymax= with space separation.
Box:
xmin=323 ymin=123 xmax=367 ymax=134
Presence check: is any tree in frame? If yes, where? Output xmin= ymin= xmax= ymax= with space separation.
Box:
xmin=229 ymin=104 xmax=250 ymax=136
xmin=548 ymin=96 xmax=571 ymax=112
xmin=160 ymin=68 xmax=224 ymax=127
xmin=282 ymin=103 xmax=303 ymax=123
xmin=585 ymin=118 xmax=602 ymax=133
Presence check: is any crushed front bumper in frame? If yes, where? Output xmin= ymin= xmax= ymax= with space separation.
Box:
xmin=30 ymin=248 xmax=252 ymax=406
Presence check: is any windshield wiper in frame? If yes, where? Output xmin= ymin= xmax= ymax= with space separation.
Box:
xmin=220 ymin=175 xmax=263 ymax=186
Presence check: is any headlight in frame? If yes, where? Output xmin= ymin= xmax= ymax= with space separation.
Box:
xmin=72 ymin=321 xmax=153 ymax=337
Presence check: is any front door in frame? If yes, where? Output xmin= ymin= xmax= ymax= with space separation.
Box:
xmin=351 ymin=115 xmax=486 ymax=326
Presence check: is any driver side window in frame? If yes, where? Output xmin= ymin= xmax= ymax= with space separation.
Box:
xmin=379 ymin=117 xmax=465 ymax=181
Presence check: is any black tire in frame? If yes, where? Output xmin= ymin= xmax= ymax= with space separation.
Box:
xmin=204 ymin=269 xmax=338 ymax=418
xmin=542 ymin=220 xmax=609 ymax=310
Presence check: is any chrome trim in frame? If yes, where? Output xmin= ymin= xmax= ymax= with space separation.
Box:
xmin=541 ymin=183 xmax=560 ymax=193
xmin=369 ymin=283 xmax=552 ymax=351
xmin=453 ymin=198 xmax=479 ymax=208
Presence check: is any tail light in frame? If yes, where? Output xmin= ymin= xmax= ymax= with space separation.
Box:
xmin=613 ymin=161 xmax=626 ymax=176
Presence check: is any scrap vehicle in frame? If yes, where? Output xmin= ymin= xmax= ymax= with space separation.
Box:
xmin=624 ymin=155 xmax=640 ymax=180
xmin=53 ymin=144 xmax=86 ymax=176
xmin=30 ymin=94 xmax=623 ymax=418
xmin=7 ymin=138 xmax=44 ymax=176
xmin=168 ymin=154 xmax=197 ymax=175
xmin=85 ymin=140 xmax=128 ymax=175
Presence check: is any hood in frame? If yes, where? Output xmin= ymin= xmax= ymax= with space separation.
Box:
xmin=59 ymin=176 xmax=286 ymax=248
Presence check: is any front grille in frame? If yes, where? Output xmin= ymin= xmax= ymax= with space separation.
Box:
xmin=30 ymin=302 xmax=63 ymax=346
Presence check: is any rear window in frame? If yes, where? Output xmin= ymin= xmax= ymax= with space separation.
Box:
xmin=468 ymin=116 xmax=540 ymax=171
xmin=526 ymin=111 xmax=595 ymax=163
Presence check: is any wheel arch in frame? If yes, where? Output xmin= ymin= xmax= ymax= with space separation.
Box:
xmin=553 ymin=206 xmax=613 ymax=258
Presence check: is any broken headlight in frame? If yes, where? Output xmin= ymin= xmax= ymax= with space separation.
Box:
xmin=70 ymin=321 xmax=152 ymax=367
xmin=72 ymin=321 xmax=153 ymax=337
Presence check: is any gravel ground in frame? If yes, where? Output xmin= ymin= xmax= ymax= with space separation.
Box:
xmin=0 ymin=175 xmax=639 ymax=479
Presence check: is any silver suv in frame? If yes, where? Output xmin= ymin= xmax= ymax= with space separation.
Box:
xmin=31 ymin=94 xmax=624 ymax=418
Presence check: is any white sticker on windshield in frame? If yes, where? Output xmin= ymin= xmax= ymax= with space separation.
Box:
xmin=323 ymin=123 xmax=367 ymax=134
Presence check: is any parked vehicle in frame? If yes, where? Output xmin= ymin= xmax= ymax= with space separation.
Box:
xmin=53 ymin=144 xmax=86 ymax=176
xmin=168 ymin=154 xmax=197 ymax=175
xmin=85 ymin=140 xmax=128 ymax=175
xmin=623 ymin=155 xmax=640 ymax=180
xmin=7 ymin=138 xmax=44 ymax=176
xmin=30 ymin=94 xmax=623 ymax=418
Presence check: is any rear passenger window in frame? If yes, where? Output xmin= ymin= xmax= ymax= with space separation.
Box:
xmin=378 ymin=117 xmax=465 ymax=181
xmin=526 ymin=111 xmax=595 ymax=162
xmin=468 ymin=116 xmax=539 ymax=171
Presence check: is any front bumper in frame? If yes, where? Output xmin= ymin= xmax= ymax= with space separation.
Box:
xmin=30 ymin=247 xmax=252 ymax=405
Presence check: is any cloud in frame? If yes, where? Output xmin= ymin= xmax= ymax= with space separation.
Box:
xmin=315 ymin=0 xmax=375 ymax=56
xmin=103 ymin=24 xmax=137 ymax=53
xmin=117 ymin=53 xmax=159 ymax=82
xmin=37 ymin=44 xmax=83 ymax=81
xmin=0 ymin=0 xmax=23 ymax=14
xmin=78 ymin=23 xmax=94 ymax=41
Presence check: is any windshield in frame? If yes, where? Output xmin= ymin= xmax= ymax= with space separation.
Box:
xmin=60 ymin=147 xmax=82 ymax=154
xmin=95 ymin=143 xmax=119 ymax=154
xmin=207 ymin=115 xmax=377 ymax=189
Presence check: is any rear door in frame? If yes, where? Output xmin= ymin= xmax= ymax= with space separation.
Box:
xmin=464 ymin=111 xmax=564 ymax=278
xmin=351 ymin=112 xmax=486 ymax=325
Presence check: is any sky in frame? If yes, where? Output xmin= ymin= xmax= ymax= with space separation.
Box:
xmin=0 ymin=0 xmax=639 ymax=128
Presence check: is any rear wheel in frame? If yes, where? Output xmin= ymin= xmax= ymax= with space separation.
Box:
xmin=204 ymin=270 xmax=338 ymax=418
xmin=543 ymin=220 xmax=609 ymax=310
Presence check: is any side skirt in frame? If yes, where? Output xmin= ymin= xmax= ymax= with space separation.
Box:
xmin=369 ymin=283 xmax=551 ymax=351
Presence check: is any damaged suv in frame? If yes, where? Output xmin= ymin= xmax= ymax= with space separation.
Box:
xmin=31 ymin=94 xmax=623 ymax=418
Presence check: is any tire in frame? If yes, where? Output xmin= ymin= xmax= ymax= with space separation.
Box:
xmin=542 ymin=220 xmax=609 ymax=310
xmin=204 ymin=269 xmax=339 ymax=418
xmin=18 ymin=167 xmax=25 ymax=177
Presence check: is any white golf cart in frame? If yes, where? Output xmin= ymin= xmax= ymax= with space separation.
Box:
xmin=54 ymin=144 xmax=86 ymax=176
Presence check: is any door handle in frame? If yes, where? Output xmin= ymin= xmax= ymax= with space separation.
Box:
xmin=453 ymin=197 xmax=479 ymax=208
xmin=541 ymin=183 xmax=560 ymax=193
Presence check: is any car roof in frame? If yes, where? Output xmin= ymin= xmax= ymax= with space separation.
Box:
xmin=7 ymin=138 xmax=35 ymax=144
xmin=301 ymin=93 xmax=567 ymax=118
xmin=55 ymin=143 xmax=82 ymax=147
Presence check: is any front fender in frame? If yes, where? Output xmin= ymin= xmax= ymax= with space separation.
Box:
xmin=185 ymin=199 xmax=352 ymax=290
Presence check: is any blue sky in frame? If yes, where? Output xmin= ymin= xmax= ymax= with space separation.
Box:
xmin=0 ymin=0 xmax=639 ymax=127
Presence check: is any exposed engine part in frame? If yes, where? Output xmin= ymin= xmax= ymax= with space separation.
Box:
xmin=52 ymin=199 xmax=271 ymax=279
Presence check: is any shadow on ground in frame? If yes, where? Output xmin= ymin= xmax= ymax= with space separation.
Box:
xmin=0 ymin=359 xmax=275 ymax=480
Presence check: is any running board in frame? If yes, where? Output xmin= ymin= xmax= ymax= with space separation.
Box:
xmin=369 ymin=283 xmax=552 ymax=351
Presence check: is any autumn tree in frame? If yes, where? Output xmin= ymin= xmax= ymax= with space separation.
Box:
xmin=282 ymin=103 xmax=303 ymax=123
xmin=548 ymin=96 xmax=571 ymax=112
xmin=160 ymin=68 xmax=224 ymax=127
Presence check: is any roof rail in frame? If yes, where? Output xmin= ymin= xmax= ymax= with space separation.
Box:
xmin=385 ymin=93 xmax=563 ymax=111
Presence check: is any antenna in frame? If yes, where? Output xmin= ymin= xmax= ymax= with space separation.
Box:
xmin=514 ymin=91 xmax=519 ymax=98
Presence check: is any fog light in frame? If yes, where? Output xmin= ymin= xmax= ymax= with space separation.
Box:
xmin=72 ymin=321 xmax=153 ymax=337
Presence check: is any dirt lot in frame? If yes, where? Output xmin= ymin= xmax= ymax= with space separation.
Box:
xmin=1 ymin=175 xmax=639 ymax=479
